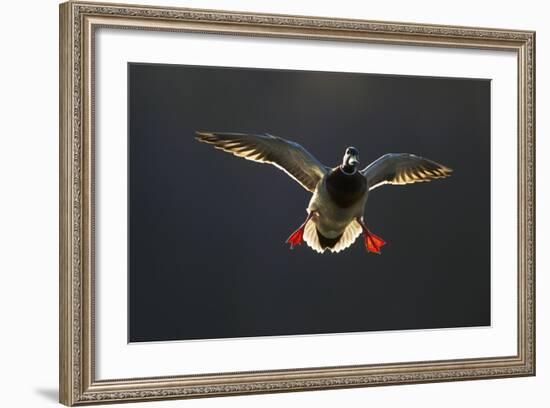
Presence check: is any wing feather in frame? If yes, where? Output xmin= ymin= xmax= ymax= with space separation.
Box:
xmin=361 ymin=153 xmax=452 ymax=191
xmin=196 ymin=131 xmax=327 ymax=192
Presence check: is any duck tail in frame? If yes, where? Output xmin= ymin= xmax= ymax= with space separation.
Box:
xmin=302 ymin=220 xmax=362 ymax=254
xmin=317 ymin=232 xmax=342 ymax=250
xmin=329 ymin=220 xmax=363 ymax=253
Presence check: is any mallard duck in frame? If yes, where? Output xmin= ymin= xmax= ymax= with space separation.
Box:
xmin=195 ymin=131 xmax=452 ymax=254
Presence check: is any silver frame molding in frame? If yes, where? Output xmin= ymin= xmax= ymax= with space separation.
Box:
xmin=59 ymin=1 xmax=536 ymax=405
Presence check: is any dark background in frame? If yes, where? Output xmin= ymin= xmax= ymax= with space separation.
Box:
xmin=128 ymin=63 xmax=490 ymax=342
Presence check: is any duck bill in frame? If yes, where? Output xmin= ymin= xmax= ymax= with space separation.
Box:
xmin=348 ymin=155 xmax=360 ymax=166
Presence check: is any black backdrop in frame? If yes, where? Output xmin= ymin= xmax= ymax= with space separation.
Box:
xmin=128 ymin=63 xmax=490 ymax=342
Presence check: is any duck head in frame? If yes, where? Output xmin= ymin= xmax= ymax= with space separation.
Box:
xmin=341 ymin=147 xmax=360 ymax=174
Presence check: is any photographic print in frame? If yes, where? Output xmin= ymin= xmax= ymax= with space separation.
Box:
xmin=128 ymin=63 xmax=489 ymax=342
xmin=60 ymin=3 xmax=535 ymax=404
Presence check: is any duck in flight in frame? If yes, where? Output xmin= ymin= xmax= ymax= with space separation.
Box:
xmin=195 ymin=131 xmax=452 ymax=254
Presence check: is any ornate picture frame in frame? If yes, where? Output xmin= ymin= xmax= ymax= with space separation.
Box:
xmin=59 ymin=1 xmax=535 ymax=405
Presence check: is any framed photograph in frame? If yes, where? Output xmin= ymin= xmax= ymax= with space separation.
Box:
xmin=59 ymin=1 xmax=536 ymax=405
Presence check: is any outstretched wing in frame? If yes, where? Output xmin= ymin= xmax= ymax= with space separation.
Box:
xmin=195 ymin=131 xmax=328 ymax=192
xmin=361 ymin=153 xmax=452 ymax=191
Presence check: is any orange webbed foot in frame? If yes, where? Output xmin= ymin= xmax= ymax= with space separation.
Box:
xmin=364 ymin=229 xmax=386 ymax=254
xmin=286 ymin=212 xmax=314 ymax=250
xmin=357 ymin=218 xmax=386 ymax=254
